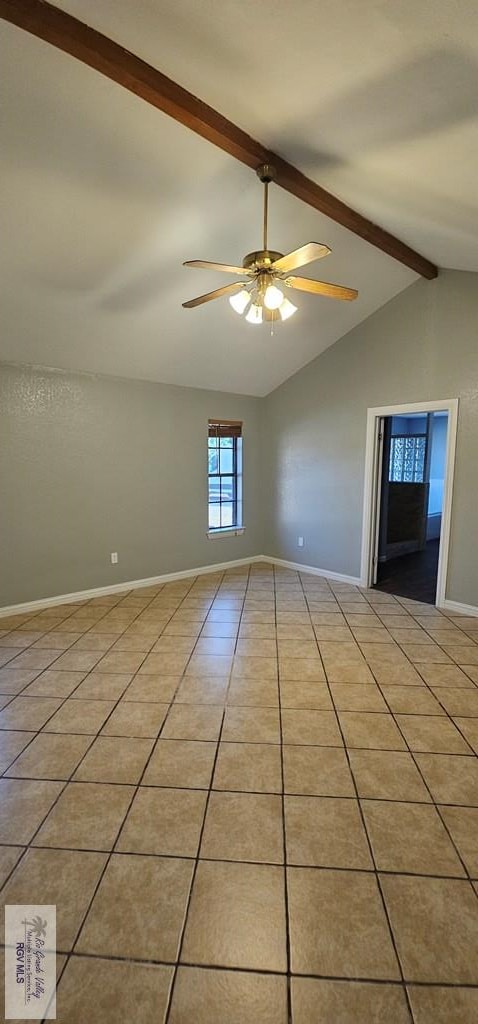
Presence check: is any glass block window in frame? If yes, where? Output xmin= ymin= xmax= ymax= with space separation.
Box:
xmin=389 ymin=434 xmax=426 ymax=483
xmin=208 ymin=420 xmax=243 ymax=530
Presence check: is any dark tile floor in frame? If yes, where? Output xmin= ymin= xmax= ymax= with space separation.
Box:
xmin=375 ymin=539 xmax=440 ymax=604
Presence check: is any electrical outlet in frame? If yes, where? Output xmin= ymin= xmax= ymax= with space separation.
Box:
xmin=298 ymin=536 xmax=304 ymax=548
xmin=110 ymin=552 xmax=118 ymax=564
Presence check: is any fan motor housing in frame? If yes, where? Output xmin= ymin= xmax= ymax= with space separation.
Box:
xmin=242 ymin=250 xmax=283 ymax=272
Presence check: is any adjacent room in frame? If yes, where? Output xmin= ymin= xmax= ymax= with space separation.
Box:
xmin=373 ymin=411 xmax=449 ymax=604
xmin=1 ymin=2 xmax=477 ymax=1022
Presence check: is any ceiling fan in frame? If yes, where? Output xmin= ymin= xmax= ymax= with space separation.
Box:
xmin=182 ymin=164 xmax=358 ymax=325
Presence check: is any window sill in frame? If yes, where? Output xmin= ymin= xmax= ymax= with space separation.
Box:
xmin=207 ymin=527 xmax=245 ymax=539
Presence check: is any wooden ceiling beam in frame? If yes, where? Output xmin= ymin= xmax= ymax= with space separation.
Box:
xmin=0 ymin=0 xmax=438 ymax=279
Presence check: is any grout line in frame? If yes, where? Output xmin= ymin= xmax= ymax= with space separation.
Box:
xmin=367 ymin=640 xmax=478 ymax=889
xmin=163 ymin=566 xmax=249 ymax=1023
xmin=50 ymin=573 xmax=203 ymax=1019
xmin=1 ymin=577 xmax=204 ymax=1021
xmin=2 ymin=844 xmax=475 ymax=880
xmin=0 ymin=789 xmax=476 ymax=809
xmin=274 ymin=563 xmax=293 ymax=1024
xmin=0 ymin=584 xmax=182 ymax=899
xmin=299 ymin=575 xmax=415 ymax=1023
xmin=1 ymin=564 xmax=477 ymax=1021
xmin=358 ymin=586 xmax=478 ymax=903
xmin=2 ymin=942 xmax=478 ymax=988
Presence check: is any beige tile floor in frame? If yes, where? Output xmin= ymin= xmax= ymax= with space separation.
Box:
xmin=1 ymin=563 xmax=478 ymax=1022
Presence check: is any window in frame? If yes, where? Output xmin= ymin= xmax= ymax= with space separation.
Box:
xmin=208 ymin=420 xmax=243 ymax=531
xmin=389 ymin=434 xmax=427 ymax=483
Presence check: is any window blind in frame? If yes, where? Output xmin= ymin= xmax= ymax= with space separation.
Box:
xmin=208 ymin=419 xmax=242 ymax=439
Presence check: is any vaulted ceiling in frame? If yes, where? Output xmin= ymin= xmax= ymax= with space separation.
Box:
xmin=1 ymin=1 xmax=477 ymax=395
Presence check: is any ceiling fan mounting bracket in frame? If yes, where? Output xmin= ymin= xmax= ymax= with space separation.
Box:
xmin=242 ymin=249 xmax=283 ymax=272
xmin=256 ymin=163 xmax=276 ymax=184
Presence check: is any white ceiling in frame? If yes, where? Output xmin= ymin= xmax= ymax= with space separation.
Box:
xmin=1 ymin=1 xmax=477 ymax=395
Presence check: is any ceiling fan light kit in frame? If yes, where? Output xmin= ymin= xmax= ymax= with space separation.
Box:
xmin=229 ymin=289 xmax=251 ymax=315
xmin=245 ymin=302 xmax=263 ymax=325
xmin=183 ymin=164 xmax=358 ymax=326
xmin=264 ymin=283 xmax=284 ymax=310
xmin=277 ymin=296 xmax=299 ymax=321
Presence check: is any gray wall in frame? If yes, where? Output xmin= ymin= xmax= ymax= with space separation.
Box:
xmin=2 ymin=270 xmax=477 ymax=608
xmin=0 ymin=364 xmax=264 ymax=605
xmin=263 ymin=270 xmax=478 ymax=606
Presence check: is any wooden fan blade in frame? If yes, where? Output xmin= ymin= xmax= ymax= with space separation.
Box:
xmin=285 ymin=276 xmax=358 ymax=301
xmin=272 ymin=243 xmax=331 ymax=274
xmin=183 ymin=260 xmax=251 ymax=275
xmin=182 ymin=281 xmax=245 ymax=308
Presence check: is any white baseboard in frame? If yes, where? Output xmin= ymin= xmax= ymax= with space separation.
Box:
xmin=3 ymin=552 xmax=471 ymax=619
xmin=440 ymin=599 xmax=478 ymax=618
xmin=0 ymin=556 xmax=266 ymax=618
xmin=262 ymin=555 xmax=362 ymax=586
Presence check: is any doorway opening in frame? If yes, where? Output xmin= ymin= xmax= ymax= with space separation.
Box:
xmin=361 ymin=400 xmax=458 ymax=607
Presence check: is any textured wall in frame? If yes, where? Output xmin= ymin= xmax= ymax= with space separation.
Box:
xmin=263 ymin=270 xmax=478 ymax=606
xmin=2 ymin=270 xmax=477 ymax=609
xmin=0 ymin=365 xmax=264 ymax=604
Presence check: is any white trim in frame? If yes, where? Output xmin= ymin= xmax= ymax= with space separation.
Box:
xmin=6 ymin=548 xmax=472 ymax=620
xmin=0 ymin=553 xmax=365 ymax=616
xmin=262 ymin=555 xmax=361 ymax=586
xmin=360 ymin=399 xmax=459 ymax=606
xmin=440 ymin=599 xmax=478 ymax=618
xmin=207 ymin=527 xmax=245 ymax=539
xmin=0 ymin=556 xmax=265 ymax=618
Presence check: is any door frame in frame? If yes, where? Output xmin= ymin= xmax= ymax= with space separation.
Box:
xmin=360 ymin=399 xmax=459 ymax=606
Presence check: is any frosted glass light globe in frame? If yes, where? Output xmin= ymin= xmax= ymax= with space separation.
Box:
xmin=264 ymin=283 xmax=284 ymax=310
xmin=278 ymin=297 xmax=298 ymax=320
xmin=245 ymin=303 xmax=263 ymax=324
xmin=229 ymin=289 xmax=251 ymax=314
